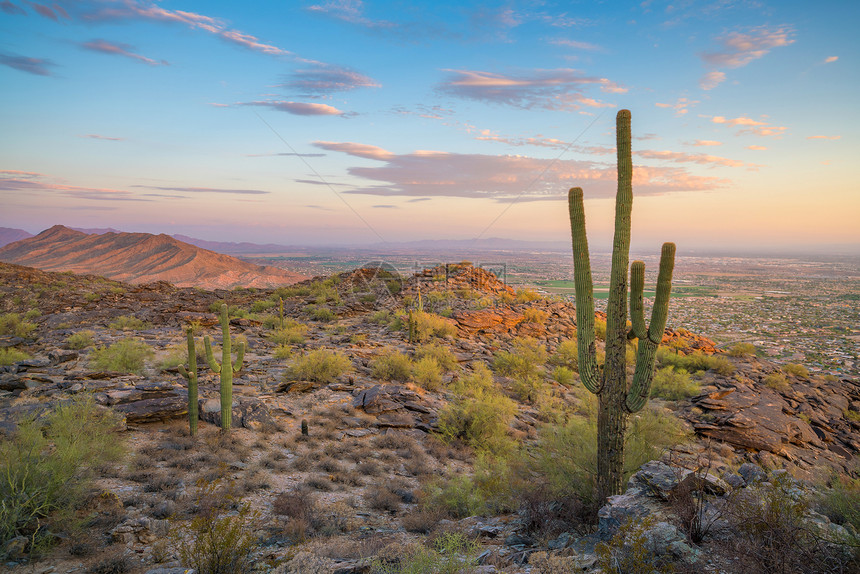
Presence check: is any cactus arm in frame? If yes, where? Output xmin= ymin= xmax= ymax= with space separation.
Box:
xmin=203 ymin=335 xmax=222 ymax=373
xmin=232 ymin=341 xmax=245 ymax=373
xmin=178 ymin=327 xmax=199 ymax=436
xmin=629 ymin=261 xmax=647 ymax=340
xmin=626 ymin=242 xmax=676 ymax=413
xmin=568 ymin=187 xmax=602 ymax=394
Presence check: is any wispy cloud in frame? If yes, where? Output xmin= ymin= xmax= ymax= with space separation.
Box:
xmin=0 ymin=51 xmax=55 ymax=76
xmin=281 ymin=63 xmax=379 ymax=97
xmin=806 ymin=135 xmax=840 ymax=141
xmin=307 ymin=0 xmax=392 ymax=29
xmin=80 ymin=39 xmax=168 ymax=66
xmin=0 ymin=171 xmax=148 ymax=201
xmin=237 ymin=101 xmax=345 ymax=116
xmin=1 ymin=1 xmax=26 ymax=15
xmin=314 ymin=141 xmax=394 ymax=160
xmin=688 ymin=140 xmax=722 ymax=147
xmin=699 ymin=71 xmax=725 ymax=90
xmin=747 ymin=145 xmax=767 ymax=150
xmin=709 ymin=115 xmax=787 ymax=137
xmin=438 ymin=68 xmax=624 ymax=111
xmin=549 ymin=38 xmax=602 ymax=51
xmin=699 ymin=26 xmax=794 ymax=90
xmin=824 ymin=56 xmax=838 ymax=64
xmin=654 ymin=97 xmax=698 ymax=116
xmin=634 ymin=150 xmax=747 ymax=168
xmin=79 ymin=134 xmax=124 ymax=141
xmin=244 ymin=152 xmax=326 ymax=158
xmin=315 ymin=141 xmax=728 ymax=201
xmin=132 ymin=185 xmax=270 ymax=195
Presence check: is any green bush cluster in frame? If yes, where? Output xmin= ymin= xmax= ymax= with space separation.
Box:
xmin=783 ymin=363 xmax=810 ymax=378
xmin=522 ymin=308 xmax=548 ymax=324
xmin=65 ymin=330 xmax=96 ymax=350
xmin=650 ymin=366 xmax=700 ymax=400
xmin=0 ymin=313 xmax=37 ymax=338
xmin=549 ymin=339 xmax=578 ymax=371
xmin=108 ymin=315 xmax=150 ymax=331
xmin=763 ymin=372 xmax=790 ymax=391
xmin=289 ymin=349 xmax=351 ymax=383
xmin=89 ymin=338 xmax=154 ymax=374
xmin=0 ymin=347 xmax=31 ymax=366
xmin=414 ymin=343 xmax=458 ymax=371
xmin=656 ymin=348 xmax=734 ymax=375
xmin=370 ymin=531 xmax=480 ymax=574
xmin=728 ymin=342 xmax=757 ymax=357
xmin=267 ymin=319 xmax=308 ymax=345
xmin=1 ymin=396 xmax=126 ymax=554
xmin=493 ymin=337 xmax=547 ymax=380
xmin=407 ymin=311 xmax=456 ymax=342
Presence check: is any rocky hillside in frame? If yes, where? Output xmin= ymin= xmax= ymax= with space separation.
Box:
xmin=0 ymin=225 xmax=306 ymax=290
xmin=0 ymin=261 xmax=857 ymax=573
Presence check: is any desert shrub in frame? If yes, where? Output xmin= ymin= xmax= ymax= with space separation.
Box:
xmin=66 ymin=330 xmax=96 ymax=350
xmin=0 ymin=312 xmax=37 ymax=338
xmin=290 ymin=349 xmax=351 ymax=383
xmin=108 ymin=315 xmax=149 ymax=331
xmin=273 ymin=344 xmax=293 ymax=359
xmin=783 ymin=363 xmax=810 ymax=378
xmin=370 ymin=531 xmax=480 ymax=573
xmin=816 ymin=475 xmax=860 ymax=532
xmin=0 ymin=347 xmax=30 ymax=366
xmin=172 ymin=480 xmax=258 ymax=574
xmin=370 ymin=310 xmax=391 ymax=325
xmin=493 ymin=337 xmax=547 ymax=380
xmin=522 ymin=308 xmax=548 ymax=324
xmin=516 ymin=288 xmax=541 ymax=303
xmin=729 ymin=342 xmax=757 ymax=357
xmin=551 ymin=366 xmax=575 ymax=386
xmin=438 ymin=364 xmax=516 ymax=455
xmin=89 ymin=338 xmax=154 ymax=374
xmin=250 ymin=299 xmax=276 ymax=313
xmin=763 ymin=372 xmax=789 ymax=391
xmin=1 ymin=396 xmax=125 ymax=552
xmin=534 ymin=405 xmax=686 ymax=506
xmin=307 ymin=305 xmax=336 ymax=322
xmin=24 ymin=309 xmax=40 ymax=320
xmin=512 ymin=376 xmax=548 ymax=404
xmin=594 ymin=318 xmax=607 ymax=340
xmin=420 ymin=475 xmax=485 ymax=519
xmin=412 ymin=356 xmax=443 ymax=391
xmin=267 ymin=320 xmax=308 ymax=345
xmin=595 ymin=515 xmax=674 ymax=574
xmin=657 ymin=348 xmax=734 ymax=376
xmin=549 ymin=339 xmax=578 ymax=371
xmin=724 ymin=472 xmax=857 ymax=574
xmin=372 ymin=350 xmax=413 ymax=381
xmin=650 ymin=366 xmax=700 ymax=400
xmin=414 ymin=343 xmax=458 ymax=371
xmin=411 ymin=311 xmax=456 ymax=342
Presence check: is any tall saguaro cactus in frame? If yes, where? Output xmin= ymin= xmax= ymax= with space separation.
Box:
xmin=568 ymin=109 xmax=676 ymax=498
xmin=203 ymin=304 xmax=245 ymax=432
xmin=177 ymin=326 xmax=199 ymax=436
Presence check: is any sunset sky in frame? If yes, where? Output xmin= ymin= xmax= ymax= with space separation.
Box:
xmin=1 ymin=0 xmax=857 ymax=253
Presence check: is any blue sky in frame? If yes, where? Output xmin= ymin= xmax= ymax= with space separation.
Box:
xmin=1 ymin=0 xmax=857 ymax=252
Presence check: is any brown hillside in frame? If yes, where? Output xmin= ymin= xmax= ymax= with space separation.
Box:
xmin=0 ymin=225 xmax=306 ymax=290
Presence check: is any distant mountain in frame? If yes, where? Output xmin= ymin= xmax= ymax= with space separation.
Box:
xmin=0 ymin=225 xmax=307 ymax=290
xmin=171 ymin=234 xmax=299 ymax=254
xmin=0 ymin=227 xmax=33 ymax=248
xmin=368 ymin=237 xmax=570 ymax=252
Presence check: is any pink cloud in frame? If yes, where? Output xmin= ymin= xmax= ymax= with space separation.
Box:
xmin=0 ymin=51 xmax=55 ymax=76
xmin=239 ymin=101 xmax=345 ymax=116
xmin=282 ymin=63 xmax=380 ymax=97
xmin=689 ymin=140 xmax=722 ymax=147
xmin=0 ymin=171 xmax=148 ymax=201
xmin=79 ymin=134 xmax=124 ymax=141
xmin=710 ymin=115 xmax=787 ymax=138
xmin=550 ymin=38 xmax=602 ymax=51
xmin=439 ymin=68 xmax=624 ymax=111
xmin=806 ymin=135 xmax=840 ymax=140
xmin=654 ymin=97 xmax=698 ymax=116
xmin=824 ymin=56 xmax=838 ymax=64
xmin=315 ymin=141 xmax=729 ymax=200
xmin=81 ymin=39 xmax=168 ymax=66
xmin=634 ymin=150 xmax=746 ymax=168
xmin=702 ymin=26 xmax=794 ymax=69
xmin=747 ymin=145 xmax=767 ymax=150
xmin=699 ymin=71 xmax=725 ymax=90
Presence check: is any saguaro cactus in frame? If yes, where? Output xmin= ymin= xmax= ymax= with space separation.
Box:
xmin=177 ymin=326 xmax=199 ymax=436
xmin=203 ymin=304 xmax=245 ymax=432
xmin=568 ymin=109 xmax=676 ymax=498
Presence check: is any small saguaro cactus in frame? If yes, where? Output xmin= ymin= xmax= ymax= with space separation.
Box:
xmin=177 ymin=326 xmax=199 ymax=436
xmin=568 ymin=109 xmax=676 ymax=498
xmin=203 ymin=304 xmax=245 ymax=432
xmin=301 ymin=419 xmax=309 ymax=436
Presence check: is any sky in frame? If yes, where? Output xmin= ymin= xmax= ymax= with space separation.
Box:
xmin=1 ymin=0 xmax=858 ymax=254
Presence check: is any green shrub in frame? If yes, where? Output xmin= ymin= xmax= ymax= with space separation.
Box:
xmin=595 ymin=515 xmax=674 ymax=574
xmin=267 ymin=320 xmax=308 ymax=345
xmin=493 ymin=337 xmax=547 ymax=380
xmin=414 ymin=343 xmax=457 ymax=371
xmin=1 ymin=395 xmax=125 ymax=551
xmin=0 ymin=348 xmax=30 ymax=366
xmin=549 ymin=339 xmax=578 ymax=371
xmin=783 ymin=363 xmax=810 ymax=378
xmin=550 ymin=366 xmax=575 ymax=386
xmin=728 ymin=342 xmax=757 ymax=357
xmin=816 ymin=475 xmax=860 ymax=533
xmin=369 ymin=310 xmax=391 ymax=325
xmin=512 ymin=376 xmax=548 ymax=404
xmin=89 ymin=339 xmax=154 ymax=374
xmin=763 ymin=372 xmax=790 ymax=391
xmin=306 ymin=305 xmax=336 ymax=322
xmin=594 ymin=318 xmax=607 ymax=340
xmin=290 ymin=349 xmax=351 ymax=383
xmin=370 ymin=530 xmax=479 ymax=573
xmin=0 ymin=313 xmax=37 ymax=338
xmin=172 ymin=480 xmax=259 ymax=574
xmin=108 ymin=315 xmax=149 ymax=331
xmin=410 ymin=311 xmax=456 ymax=342
xmin=515 ymin=288 xmax=541 ymax=303
xmin=656 ymin=348 xmax=734 ymax=375
xmin=372 ymin=350 xmax=413 ymax=381
xmin=438 ymin=364 xmax=516 ymax=455
xmin=650 ymin=366 xmax=700 ymax=400
xmin=66 ymin=330 xmax=96 ymax=350
xmin=273 ymin=344 xmax=293 ymax=359
xmin=522 ymin=308 xmax=548 ymax=324
xmin=250 ymin=300 xmax=276 ymax=313
xmin=412 ymin=356 xmax=443 ymax=390
xmin=24 ymin=309 xmax=40 ymax=320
